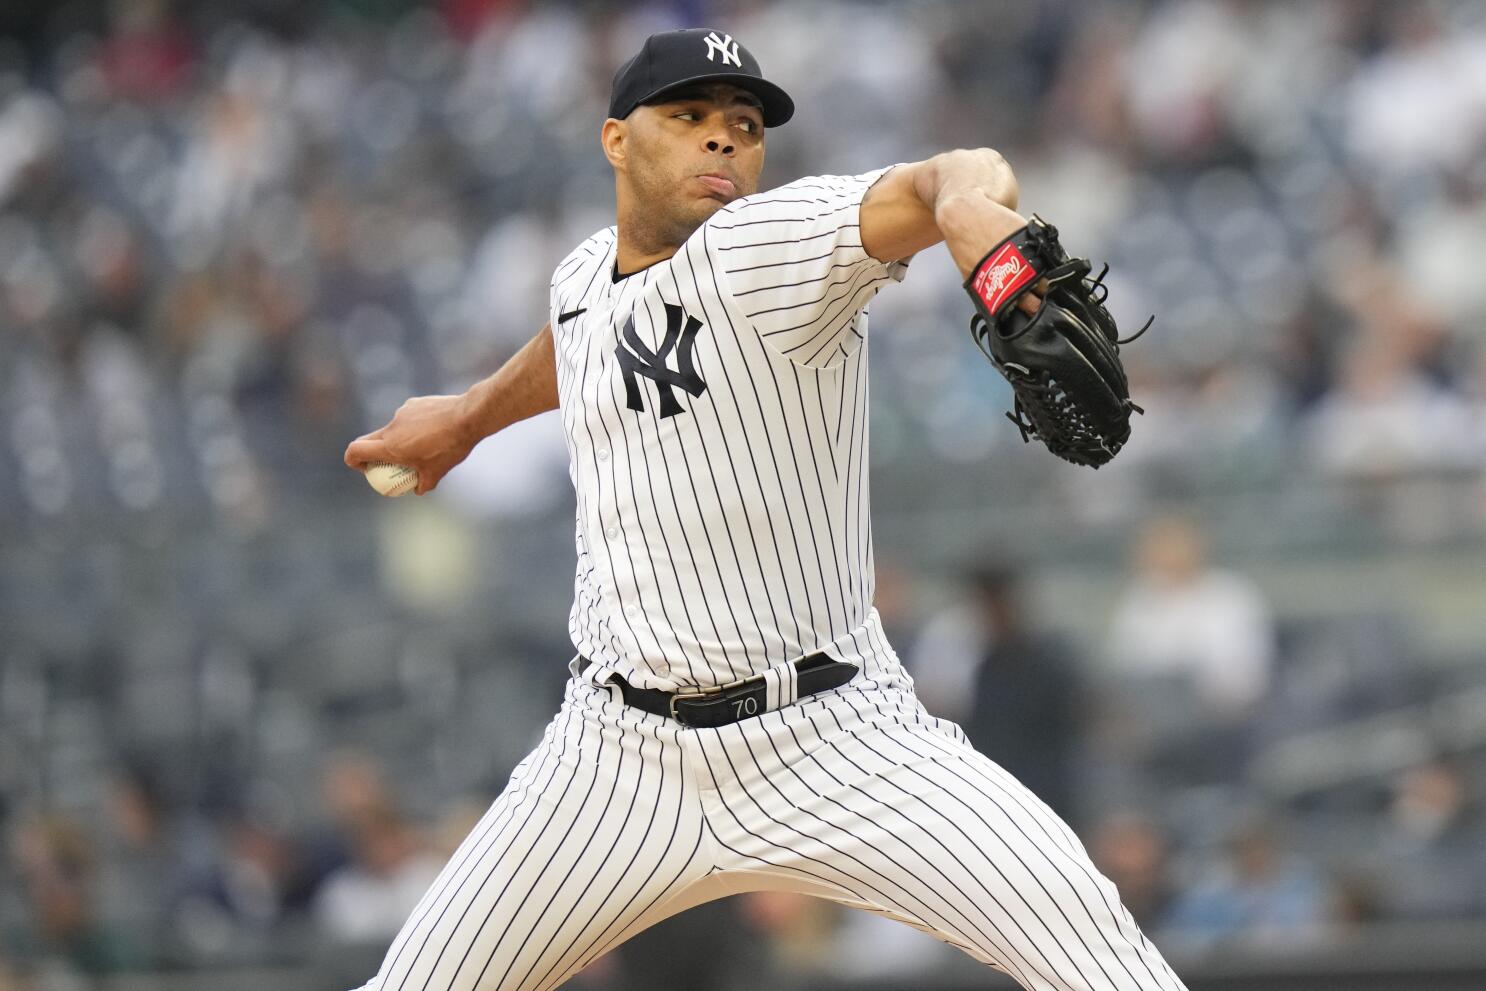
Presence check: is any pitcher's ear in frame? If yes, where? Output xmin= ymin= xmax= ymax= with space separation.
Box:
xmin=601 ymin=118 xmax=627 ymax=169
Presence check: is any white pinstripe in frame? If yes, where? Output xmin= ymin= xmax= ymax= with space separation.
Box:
xmin=353 ymin=169 xmax=1187 ymax=990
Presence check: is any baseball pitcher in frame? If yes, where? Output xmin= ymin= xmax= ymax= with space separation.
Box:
xmin=344 ymin=27 xmax=1172 ymax=991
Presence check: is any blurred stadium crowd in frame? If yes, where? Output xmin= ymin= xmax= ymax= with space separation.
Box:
xmin=3 ymin=0 xmax=1486 ymax=988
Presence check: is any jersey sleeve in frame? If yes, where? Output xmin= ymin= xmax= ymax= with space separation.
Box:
xmin=706 ymin=167 xmax=910 ymax=369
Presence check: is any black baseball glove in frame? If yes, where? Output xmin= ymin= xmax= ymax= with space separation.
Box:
xmin=964 ymin=216 xmax=1150 ymax=468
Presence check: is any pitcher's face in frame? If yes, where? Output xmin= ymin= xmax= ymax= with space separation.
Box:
xmin=606 ymin=83 xmax=766 ymax=243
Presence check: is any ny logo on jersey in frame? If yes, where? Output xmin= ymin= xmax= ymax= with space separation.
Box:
xmin=616 ymin=303 xmax=708 ymax=419
xmin=704 ymin=31 xmax=741 ymax=67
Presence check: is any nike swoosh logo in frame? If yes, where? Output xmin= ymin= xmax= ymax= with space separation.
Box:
xmin=558 ymin=307 xmax=587 ymax=324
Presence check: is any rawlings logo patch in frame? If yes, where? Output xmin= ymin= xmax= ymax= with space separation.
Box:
xmin=984 ymin=257 xmax=1022 ymax=294
xmin=973 ymin=242 xmax=1038 ymax=316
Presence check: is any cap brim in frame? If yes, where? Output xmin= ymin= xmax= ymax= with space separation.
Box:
xmin=638 ymin=73 xmax=794 ymax=127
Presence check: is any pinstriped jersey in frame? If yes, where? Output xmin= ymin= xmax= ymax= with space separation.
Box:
xmin=551 ymin=167 xmax=909 ymax=692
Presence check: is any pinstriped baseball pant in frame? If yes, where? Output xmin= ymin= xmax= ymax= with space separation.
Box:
xmin=352 ymin=653 xmax=1187 ymax=991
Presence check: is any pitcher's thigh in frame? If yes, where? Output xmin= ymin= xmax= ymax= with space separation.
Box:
xmin=737 ymin=714 xmax=1189 ymax=991
xmin=357 ymin=707 xmax=710 ymax=991
xmin=858 ymin=727 xmax=1186 ymax=991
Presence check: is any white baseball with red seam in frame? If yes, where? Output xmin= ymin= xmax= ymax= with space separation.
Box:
xmin=363 ymin=462 xmax=419 ymax=497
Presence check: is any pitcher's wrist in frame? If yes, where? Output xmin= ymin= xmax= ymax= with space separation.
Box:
xmin=454 ymin=386 xmax=491 ymax=451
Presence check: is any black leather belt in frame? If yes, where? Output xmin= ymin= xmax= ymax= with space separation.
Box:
xmin=576 ymin=653 xmax=859 ymax=728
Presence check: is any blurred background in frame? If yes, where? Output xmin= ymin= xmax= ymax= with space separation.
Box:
xmin=2 ymin=0 xmax=1485 ymax=989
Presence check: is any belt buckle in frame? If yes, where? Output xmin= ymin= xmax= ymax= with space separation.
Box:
xmin=667 ymin=672 xmax=753 ymax=723
xmin=667 ymin=686 xmax=713 ymax=722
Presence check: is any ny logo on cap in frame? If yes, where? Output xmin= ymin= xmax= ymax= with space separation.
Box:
xmin=704 ymin=31 xmax=741 ymax=67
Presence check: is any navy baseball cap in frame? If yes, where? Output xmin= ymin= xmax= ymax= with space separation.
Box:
xmin=608 ymin=28 xmax=794 ymax=128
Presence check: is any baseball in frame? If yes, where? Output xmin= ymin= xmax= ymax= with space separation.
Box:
xmin=363 ymin=462 xmax=418 ymax=497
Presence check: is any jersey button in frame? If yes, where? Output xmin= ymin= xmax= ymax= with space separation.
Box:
xmin=625 ymin=604 xmax=639 ymax=619
xmin=597 ymin=447 xmax=610 ymax=461
xmin=605 ymin=526 xmax=618 ymax=540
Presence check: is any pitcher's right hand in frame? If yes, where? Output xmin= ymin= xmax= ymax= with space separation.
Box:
xmin=343 ymin=394 xmax=477 ymax=496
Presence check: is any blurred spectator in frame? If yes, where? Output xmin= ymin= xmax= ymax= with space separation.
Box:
xmin=217 ymin=812 xmax=303 ymax=935
xmin=97 ymin=766 xmax=173 ymax=962
xmin=313 ymin=803 xmax=442 ymax=943
xmin=96 ymin=763 xmax=227 ymax=968
xmin=736 ymin=891 xmax=839 ymax=989
xmin=1107 ymin=514 xmax=1275 ymax=721
xmin=1161 ymin=816 xmax=1334 ymax=948
xmin=1344 ymin=2 xmax=1486 ymax=180
xmin=959 ymin=565 xmax=1082 ymax=822
xmin=1372 ymin=756 xmax=1485 ymax=921
xmin=1089 ymin=812 xmax=1176 ymax=933
xmin=1304 ymin=334 xmax=1473 ymax=480
xmin=902 ymin=587 xmax=981 ymax=725
xmin=1122 ymin=0 xmax=1246 ymax=164
xmin=98 ymin=0 xmax=195 ymax=103
xmin=1386 ymin=757 xmax=1474 ymax=852
xmin=312 ymin=754 xmax=442 ymax=944
xmin=8 ymin=810 xmax=136 ymax=974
